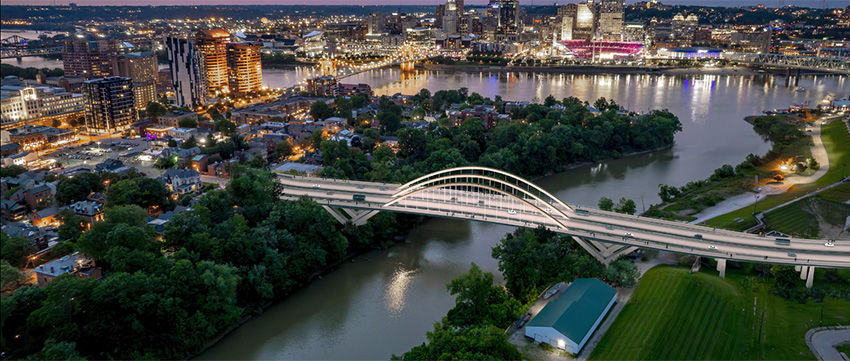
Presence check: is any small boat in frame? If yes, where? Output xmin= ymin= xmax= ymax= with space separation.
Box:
xmin=796 ymin=87 xmax=806 ymax=92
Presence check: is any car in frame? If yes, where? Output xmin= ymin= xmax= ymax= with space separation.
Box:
xmin=624 ymin=233 xmax=634 ymax=238
xmin=356 ymin=185 xmax=365 ymax=189
xmin=507 ymin=210 xmax=517 ymax=215
xmin=787 ymin=252 xmax=797 ymax=257
xmin=543 ymin=208 xmax=552 ymax=213
xmin=379 ymin=186 xmax=387 ymax=191
xmin=312 ymin=184 xmax=320 ymax=188
xmin=694 ymin=234 xmax=703 ymax=239
xmin=605 ymin=225 xmax=614 ymax=230
xmin=450 ymin=197 xmax=457 ymax=202
xmin=326 ymin=191 xmax=335 ymax=195
xmin=708 ymin=245 xmax=717 ymax=250
xmin=824 ymin=240 xmax=835 ymax=247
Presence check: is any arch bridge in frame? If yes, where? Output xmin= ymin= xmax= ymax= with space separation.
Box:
xmin=278 ymin=166 xmax=849 ymax=287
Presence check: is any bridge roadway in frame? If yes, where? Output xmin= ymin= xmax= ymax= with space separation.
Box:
xmin=277 ymin=174 xmax=850 ymax=269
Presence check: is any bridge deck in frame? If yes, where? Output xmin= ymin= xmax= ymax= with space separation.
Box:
xmin=278 ymin=174 xmax=850 ymax=269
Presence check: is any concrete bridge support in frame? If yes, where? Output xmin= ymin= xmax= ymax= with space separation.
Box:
xmin=322 ymin=206 xmax=379 ymax=226
xmin=716 ymin=259 xmax=727 ymax=278
xmin=572 ymin=236 xmax=637 ymax=265
xmin=795 ymin=265 xmax=817 ymax=288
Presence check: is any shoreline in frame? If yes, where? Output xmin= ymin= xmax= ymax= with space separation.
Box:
xmin=419 ymin=64 xmax=768 ymax=76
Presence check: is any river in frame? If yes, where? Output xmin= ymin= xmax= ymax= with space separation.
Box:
xmin=194 ymin=69 xmax=844 ymax=360
xmin=2 ymin=57 xmax=844 ymax=359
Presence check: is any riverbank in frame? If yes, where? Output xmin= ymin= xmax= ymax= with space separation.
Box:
xmin=419 ymin=64 xmax=763 ymax=76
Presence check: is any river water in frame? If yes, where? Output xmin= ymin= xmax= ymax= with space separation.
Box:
xmin=195 ymin=69 xmax=844 ymax=360
xmin=3 ymin=57 xmax=845 ymax=359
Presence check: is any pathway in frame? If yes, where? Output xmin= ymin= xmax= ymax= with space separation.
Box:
xmin=806 ymin=326 xmax=850 ymax=361
xmin=690 ymin=118 xmax=837 ymax=224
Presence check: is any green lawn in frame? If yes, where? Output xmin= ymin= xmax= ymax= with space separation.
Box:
xmin=707 ymin=120 xmax=850 ymax=231
xmin=837 ymin=343 xmax=850 ymax=356
xmin=590 ymin=266 xmax=850 ymax=361
xmin=761 ymin=196 xmax=850 ymax=239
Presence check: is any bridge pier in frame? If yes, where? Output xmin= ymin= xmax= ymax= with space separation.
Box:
xmin=716 ymin=259 xmax=727 ymax=279
xmin=572 ymin=236 xmax=637 ymax=266
xmin=799 ymin=266 xmax=816 ymax=288
xmin=321 ymin=206 xmax=379 ymax=226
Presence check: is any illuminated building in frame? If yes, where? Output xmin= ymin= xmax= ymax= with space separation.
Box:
xmin=558 ymin=4 xmax=577 ymax=40
xmin=226 ymin=42 xmax=264 ymax=95
xmin=559 ymin=39 xmax=643 ymax=59
xmin=671 ymin=13 xmax=699 ymax=45
xmin=731 ymin=28 xmax=772 ymax=53
xmin=574 ymin=3 xmax=595 ymax=40
xmin=597 ymin=0 xmax=625 ymax=40
xmin=62 ymin=38 xmax=121 ymax=79
xmin=132 ymin=81 xmax=156 ymax=111
xmin=113 ymin=52 xmax=158 ymax=84
xmin=443 ymin=0 xmax=458 ymax=35
xmin=165 ymin=36 xmax=208 ymax=108
xmin=1 ymin=85 xmax=84 ymax=130
xmin=196 ymin=29 xmax=231 ymax=95
xmin=496 ymin=0 xmax=519 ymax=41
xmin=304 ymin=75 xmax=339 ymax=98
xmin=81 ymin=76 xmax=137 ymax=133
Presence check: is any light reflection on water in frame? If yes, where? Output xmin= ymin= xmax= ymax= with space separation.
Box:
xmin=384 ymin=267 xmax=416 ymax=316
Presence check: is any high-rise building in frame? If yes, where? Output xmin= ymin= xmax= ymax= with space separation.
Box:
xmin=165 ymin=36 xmax=208 ymax=108
xmin=597 ymin=0 xmax=625 ymax=40
xmin=671 ymin=13 xmax=698 ymax=44
xmin=456 ymin=0 xmax=466 ymax=34
xmin=81 ymin=77 xmax=137 ymax=133
xmin=443 ymin=0 xmax=458 ymax=35
xmin=63 ymin=38 xmax=121 ymax=79
xmin=196 ymin=29 xmax=231 ymax=95
xmin=226 ymin=42 xmax=264 ymax=95
xmin=558 ymin=4 xmax=578 ymax=40
xmin=497 ymin=0 xmax=519 ymax=40
xmin=113 ymin=51 xmax=158 ymax=84
xmin=132 ymin=81 xmax=156 ymax=111
xmin=574 ymin=3 xmax=595 ymax=40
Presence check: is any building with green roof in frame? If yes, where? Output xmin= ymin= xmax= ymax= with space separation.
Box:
xmin=524 ymin=278 xmax=617 ymax=354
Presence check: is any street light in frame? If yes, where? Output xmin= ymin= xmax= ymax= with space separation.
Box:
xmin=753 ymin=194 xmax=760 ymax=214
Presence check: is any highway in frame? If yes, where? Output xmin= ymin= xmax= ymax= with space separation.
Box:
xmin=278 ymin=172 xmax=850 ymax=269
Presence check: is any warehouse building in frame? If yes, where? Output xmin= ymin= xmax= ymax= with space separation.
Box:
xmin=525 ymin=278 xmax=617 ymax=354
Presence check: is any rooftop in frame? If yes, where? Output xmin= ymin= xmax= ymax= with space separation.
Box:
xmin=527 ymin=278 xmax=617 ymax=342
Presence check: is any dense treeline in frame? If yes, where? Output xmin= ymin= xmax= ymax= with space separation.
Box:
xmin=0 ymin=64 xmax=63 ymax=80
xmin=317 ymin=91 xmax=682 ymax=183
xmin=0 ymin=167 xmax=418 ymax=359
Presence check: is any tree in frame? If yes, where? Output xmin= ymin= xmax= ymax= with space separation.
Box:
xmin=272 ymin=142 xmax=293 ymax=161
xmin=0 ymin=164 xmax=27 ymax=178
xmin=393 ymin=321 xmax=521 ymax=361
xmin=178 ymin=117 xmax=198 ymax=128
xmin=146 ymin=101 xmax=167 ymax=121
xmin=1 ymin=232 xmax=37 ymax=268
xmin=215 ymin=119 xmax=237 ymax=136
xmin=154 ymin=156 xmax=175 ymax=169
xmin=57 ymin=209 xmax=85 ymax=241
xmin=1 ymin=260 xmax=24 ymax=291
xmin=377 ymin=112 xmax=401 ymax=133
xmin=26 ymin=338 xmax=86 ymax=361
xmin=544 ymin=94 xmax=559 ymax=107
xmin=598 ymin=196 xmax=614 ymax=211
xmin=55 ymin=173 xmax=102 ymax=205
xmin=181 ymin=135 xmax=197 ymax=149
xmin=614 ymin=197 xmax=637 ymax=215
xmin=167 ymin=138 xmax=178 ymax=148
xmin=445 ymin=263 xmax=521 ymax=329
xmin=310 ymin=101 xmax=334 ymax=120
xmin=106 ymin=178 xmax=170 ymax=210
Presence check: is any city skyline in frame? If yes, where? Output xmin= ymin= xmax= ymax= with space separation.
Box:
xmin=2 ymin=0 xmax=849 ymax=8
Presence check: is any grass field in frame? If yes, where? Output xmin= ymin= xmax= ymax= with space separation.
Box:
xmin=837 ymin=343 xmax=850 ymax=356
xmin=590 ymin=266 xmax=850 ymax=361
xmin=761 ymin=196 xmax=850 ymax=238
xmin=707 ymin=120 xmax=850 ymax=231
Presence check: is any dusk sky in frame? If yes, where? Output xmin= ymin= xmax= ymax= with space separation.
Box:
xmin=1 ymin=0 xmax=848 ymax=7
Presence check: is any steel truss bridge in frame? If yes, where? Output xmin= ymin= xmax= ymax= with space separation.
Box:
xmin=312 ymin=43 xmax=432 ymax=79
xmin=279 ymin=167 xmax=849 ymax=287
xmin=1 ymin=35 xmax=62 ymax=59
xmin=723 ymin=52 xmax=849 ymax=73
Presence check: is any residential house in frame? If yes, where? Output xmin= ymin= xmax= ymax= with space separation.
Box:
xmin=2 ymin=222 xmax=49 ymax=250
xmin=32 ymin=206 xmax=60 ymax=227
xmin=23 ymin=184 xmax=53 ymax=211
xmin=1 ymin=199 xmax=28 ymax=222
xmin=160 ymin=169 xmax=202 ymax=195
xmin=34 ymin=252 xmax=101 ymax=287
xmin=67 ymin=200 xmax=104 ymax=227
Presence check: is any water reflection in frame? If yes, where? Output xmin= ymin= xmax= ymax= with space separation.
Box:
xmin=384 ymin=268 xmax=415 ymax=316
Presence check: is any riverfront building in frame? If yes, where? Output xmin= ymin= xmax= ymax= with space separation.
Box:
xmin=63 ymin=38 xmax=121 ymax=79
xmin=196 ymin=29 xmax=231 ymax=96
xmin=226 ymin=42 xmax=264 ymax=95
xmin=525 ymin=278 xmax=617 ymax=354
xmin=113 ymin=51 xmax=159 ymax=84
xmin=165 ymin=36 xmax=208 ymax=108
xmin=81 ymin=77 xmax=137 ymax=133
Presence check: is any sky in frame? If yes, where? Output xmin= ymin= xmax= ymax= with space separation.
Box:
xmin=2 ymin=0 xmax=847 ymax=7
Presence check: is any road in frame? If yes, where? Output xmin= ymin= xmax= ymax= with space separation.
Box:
xmin=806 ymin=326 xmax=850 ymax=361
xmin=277 ymin=173 xmax=850 ymax=269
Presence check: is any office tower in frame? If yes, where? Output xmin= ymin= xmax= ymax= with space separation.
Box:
xmin=443 ymin=0 xmax=458 ymax=35
xmin=367 ymin=13 xmax=385 ymax=34
xmin=574 ymin=2 xmax=595 ymax=40
xmin=456 ymin=0 xmax=466 ymax=33
xmin=671 ymin=13 xmax=698 ymax=44
xmin=113 ymin=51 xmax=158 ymax=83
xmin=165 ymin=36 xmax=208 ymax=108
xmin=226 ymin=42 xmax=263 ymax=95
xmin=497 ymin=0 xmax=519 ymax=38
xmin=436 ymin=5 xmax=446 ymax=30
xmin=597 ymin=0 xmax=625 ymax=40
xmin=63 ymin=38 xmax=121 ymax=79
xmin=196 ymin=29 xmax=231 ymax=95
xmin=81 ymin=77 xmax=137 ymax=133
xmin=558 ymin=3 xmax=578 ymax=40
xmin=132 ymin=81 xmax=156 ymax=111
